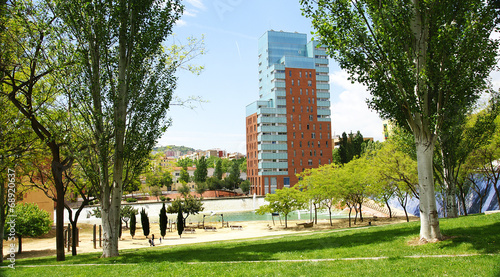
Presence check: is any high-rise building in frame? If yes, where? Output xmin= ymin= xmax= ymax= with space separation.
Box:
xmin=246 ymin=30 xmax=332 ymax=195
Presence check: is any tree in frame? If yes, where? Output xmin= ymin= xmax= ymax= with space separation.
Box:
xmin=194 ymin=156 xmax=208 ymax=183
xmin=195 ymin=182 xmax=208 ymax=197
xmin=177 ymin=204 xmax=184 ymax=238
xmin=149 ymin=186 xmax=163 ymax=201
xmin=1 ymin=0 xmax=75 ymax=261
xmin=130 ymin=212 xmax=137 ymax=239
xmin=120 ymin=206 xmax=138 ymax=229
xmin=159 ymin=203 xmax=168 ymax=239
xmin=226 ymin=160 xmax=241 ymax=193
xmin=167 ymin=195 xmax=204 ymax=223
xmin=179 ymin=167 xmax=190 ymax=184
xmin=301 ymin=0 xmax=499 ymax=241
xmin=214 ymin=159 xmax=223 ymax=180
xmin=240 ymin=180 xmax=251 ymax=195
xmin=256 ymin=187 xmax=307 ymax=228
xmin=54 ymin=0 xmax=185 ymax=257
xmin=140 ymin=208 xmax=150 ymax=238
xmin=5 ymin=203 xmax=52 ymax=253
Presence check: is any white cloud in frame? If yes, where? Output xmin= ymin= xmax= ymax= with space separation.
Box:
xmin=186 ymin=0 xmax=206 ymax=10
xmin=183 ymin=10 xmax=198 ymax=17
xmin=329 ymin=70 xmax=384 ymax=141
xmin=175 ymin=19 xmax=187 ymax=27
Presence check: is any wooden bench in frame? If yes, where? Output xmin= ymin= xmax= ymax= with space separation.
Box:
xmin=183 ymin=228 xmax=196 ymax=234
xmin=296 ymin=222 xmax=313 ymax=228
xmin=204 ymin=226 xmax=217 ymax=232
xmin=230 ymin=225 xmax=243 ymax=230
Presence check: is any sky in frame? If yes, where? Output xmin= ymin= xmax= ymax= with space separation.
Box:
xmin=156 ymin=0 xmax=500 ymax=154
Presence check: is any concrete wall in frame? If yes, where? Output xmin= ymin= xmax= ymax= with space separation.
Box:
xmin=60 ymin=196 xmax=267 ymax=225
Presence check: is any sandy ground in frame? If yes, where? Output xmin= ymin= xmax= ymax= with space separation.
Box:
xmin=5 ymin=208 xmax=418 ymax=260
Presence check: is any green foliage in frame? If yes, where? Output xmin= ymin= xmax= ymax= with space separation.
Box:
xmin=159 ymin=203 xmax=168 ymax=239
xmin=194 ymin=156 xmax=208 ymax=183
xmin=179 ymin=168 xmax=190 ymax=184
xmin=213 ymin=160 xmax=223 ymax=180
xmin=153 ymin=145 xmax=195 ymax=156
xmin=7 ymin=203 xmax=52 ymax=238
xmin=140 ymin=208 xmax=150 ymax=238
xmin=195 ymin=182 xmax=208 ymax=197
xmin=256 ymin=187 xmax=307 ymax=228
xmin=177 ymin=183 xmax=190 ymax=197
xmin=239 ymin=180 xmax=251 ymax=195
xmin=176 ymin=205 xmax=184 ymax=238
xmin=338 ymin=131 xmax=365 ymax=164
xmin=177 ymin=158 xmax=194 ymax=168
xmin=125 ymin=198 xmax=137 ymax=203
xmin=167 ymin=195 xmax=204 ymax=222
xmin=129 ymin=213 xmax=136 ymax=239
xmin=149 ymin=186 xmax=162 ymax=201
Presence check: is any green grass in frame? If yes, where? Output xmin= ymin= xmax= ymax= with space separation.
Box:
xmin=2 ymin=213 xmax=499 ymax=276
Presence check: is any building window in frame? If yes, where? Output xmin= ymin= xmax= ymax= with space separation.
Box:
xmin=292 ymin=97 xmax=294 ymax=103
xmin=319 ymin=159 xmax=322 ymax=165
xmin=301 ymin=106 xmax=303 ymax=113
xmin=298 ymin=80 xmax=300 ymax=86
xmin=318 ymin=141 xmax=321 ymax=147
xmin=307 ymin=107 xmax=309 ymax=113
xmin=308 ymin=80 xmax=312 ymax=86
xmin=290 ymin=88 xmax=292 ymax=94
xmin=307 ymin=141 xmax=310 ymax=147
xmin=299 ymin=124 xmax=302 ymax=130
xmin=302 ymin=150 xmax=304 ymax=157
xmin=306 ymin=89 xmax=308 ymax=95
xmin=301 ymin=132 xmax=304 ymax=139
xmin=313 ymin=124 xmax=316 ymax=130
xmin=309 ymin=72 xmax=312 ymax=78
xmin=292 ymin=159 xmax=295 ymax=166
xmin=292 ymin=79 xmax=294 ymax=86
xmin=299 ymin=115 xmax=302 ymax=121
xmin=300 ymin=160 xmax=303 ymax=166
xmin=312 ymin=133 xmax=316 ymax=139
xmin=298 ymin=97 xmax=301 ymax=103
xmin=292 ymin=106 xmax=295 ymax=112
xmin=314 ymin=150 xmax=316 ymax=156
xmin=294 ymin=150 xmax=296 ymax=157
xmin=309 ymin=115 xmax=313 ymax=121
xmin=293 ymin=132 xmax=296 ymax=139
xmin=289 ymin=70 xmax=292 ymax=76
xmin=326 ymin=141 xmax=329 ymax=147
xmin=299 ymin=71 xmax=302 ymax=78
xmin=307 ymin=124 xmax=310 ymax=130
xmin=310 ymin=150 xmax=312 ymax=156
xmin=312 ymin=89 xmax=314 ymax=95
xmin=291 ymin=141 xmax=294 ymax=147
xmin=320 ymin=150 xmax=323 ymax=156
xmin=312 ymin=98 xmax=315 ymax=104
xmin=300 ymin=141 xmax=302 ymax=147
xmin=291 ymin=115 xmax=293 ymax=121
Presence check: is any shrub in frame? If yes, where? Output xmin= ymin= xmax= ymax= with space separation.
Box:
xmin=126 ymin=197 xmax=137 ymax=203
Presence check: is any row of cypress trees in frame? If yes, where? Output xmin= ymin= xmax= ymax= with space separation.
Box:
xmin=128 ymin=203 xmax=184 ymax=239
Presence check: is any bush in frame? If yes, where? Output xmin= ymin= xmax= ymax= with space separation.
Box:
xmin=126 ymin=197 xmax=137 ymax=203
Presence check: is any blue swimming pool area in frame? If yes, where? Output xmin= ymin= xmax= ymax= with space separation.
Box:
xmin=182 ymin=209 xmax=348 ymax=224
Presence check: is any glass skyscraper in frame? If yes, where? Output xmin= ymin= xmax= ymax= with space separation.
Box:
xmin=246 ymin=30 xmax=332 ymax=195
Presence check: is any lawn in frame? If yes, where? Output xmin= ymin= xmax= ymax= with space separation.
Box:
xmin=2 ymin=213 xmax=499 ymax=276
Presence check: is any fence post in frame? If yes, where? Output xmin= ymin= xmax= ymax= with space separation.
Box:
xmin=93 ymin=224 xmax=96 ymax=249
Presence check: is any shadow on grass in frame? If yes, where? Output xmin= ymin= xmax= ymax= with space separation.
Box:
xmin=9 ymin=213 xmax=500 ymax=267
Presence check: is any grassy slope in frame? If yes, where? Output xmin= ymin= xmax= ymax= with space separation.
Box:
xmin=2 ymin=213 xmax=499 ymax=276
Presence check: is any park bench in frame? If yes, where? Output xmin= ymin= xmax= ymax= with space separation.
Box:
xmin=230 ymin=225 xmax=243 ymax=230
xmin=296 ymin=222 xmax=313 ymax=228
xmin=204 ymin=226 xmax=217 ymax=231
xmin=184 ymin=228 xmax=196 ymax=234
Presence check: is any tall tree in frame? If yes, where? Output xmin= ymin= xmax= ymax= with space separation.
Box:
xmin=302 ymin=0 xmax=499 ymax=241
xmin=214 ymin=159 xmax=223 ymax=180
xmin=54 ymin=0 xmax=184 ymax=257
xmin=194 ymin=156 xmax=208 ymax=183
xmin=159 ymin=203 xmax=168 ymax=239
xmin=140 ymin=208 xmax=150 ymax=238
xmin=1 ymin=0 xmax=75 ymax=260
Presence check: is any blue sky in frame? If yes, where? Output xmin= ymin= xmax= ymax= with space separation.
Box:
xmin=157 ymin=0 xmax=499 ymax=153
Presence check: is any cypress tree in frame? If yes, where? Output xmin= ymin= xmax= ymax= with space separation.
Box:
xmin=159 ymin=203 xmax=168 ymax=239
xmin=130 ymin=212 xmax=136 ymax=239
xmin=140 ymin=208 xmax=150 ymax=238
xmin=177 ymin=205 xmax=184 ymax=238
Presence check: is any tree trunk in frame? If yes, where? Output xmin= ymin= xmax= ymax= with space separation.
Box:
xmin=415 ymin=137 xmax=442 ymax=241
xmin=384 ymin=199 xmax=393 ymax=218
xmin=442 ymin=158 xmax=458 ymax=218
xmin=17 ymin=235 xmax=22 ymax=254
xmin=51 ymin=158 xmax=66 ymax=261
